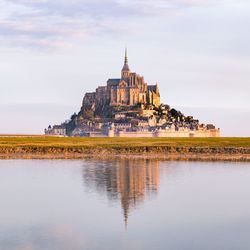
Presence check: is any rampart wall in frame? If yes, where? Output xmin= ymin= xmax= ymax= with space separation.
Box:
xmin=114 ymin=129 xmax=220 ymax=138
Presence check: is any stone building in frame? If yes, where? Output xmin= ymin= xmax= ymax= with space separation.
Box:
xmin=81 ymin=49 xmax=160 ymax=110
xmin=45 ymin=125 xmax=66 ymax=136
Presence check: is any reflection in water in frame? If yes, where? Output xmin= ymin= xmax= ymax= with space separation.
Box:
xmin=83 ymin=158 xmax=160 ymax=228
xmin=1 ymin=160 xmax=250 ymax=250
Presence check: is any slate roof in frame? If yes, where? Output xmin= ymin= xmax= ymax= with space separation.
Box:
xmin=122 ymin=63 xmax=130 ymax=71
xmin=148 ymin=85 xmax=157 ymax=92
xmin=107 ymin=78 xmax=120 ymax=86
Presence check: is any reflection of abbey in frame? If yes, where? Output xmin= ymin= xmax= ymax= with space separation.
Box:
xmin=83 ymin=159 xmax=160 ymax=228
xmin=45 ymin=49 xmax=220 ymax=137
xmin=83 ymin=48 xmax=160 ymax=108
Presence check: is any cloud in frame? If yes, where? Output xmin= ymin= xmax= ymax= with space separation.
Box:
xmin=8 ymin=0 xmax=134 ymax=18
xmin=0 ymin=21 xmax=83 ymax=49
xmin=0 ymin=0 xmax=240 ymax=49
xmin=1 ymin=0 xmax=144 ymax=49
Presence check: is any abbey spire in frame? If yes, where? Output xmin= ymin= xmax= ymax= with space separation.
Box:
xmin=121 ymin=47 xmax=130 ymax=78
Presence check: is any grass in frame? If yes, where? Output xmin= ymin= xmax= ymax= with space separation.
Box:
xmin=0 ymin=136 xmax=249 ymax=149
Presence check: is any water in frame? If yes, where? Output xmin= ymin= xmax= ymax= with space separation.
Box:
xmin=0 ymin=159 xmax=250 ymax=250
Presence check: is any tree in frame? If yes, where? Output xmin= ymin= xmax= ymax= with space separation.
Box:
xmin=170 ymin=108 xmax=178 ymax=118
xmin=71 ymin=112 xmax=77 ymax=120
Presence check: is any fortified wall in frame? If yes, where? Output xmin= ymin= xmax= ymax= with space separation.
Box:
xmin=110 ymin=128 xmax=220 ymax=138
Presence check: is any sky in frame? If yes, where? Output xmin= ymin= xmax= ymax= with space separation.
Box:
xmin=0 ymin=0 xmax=249 ymax=136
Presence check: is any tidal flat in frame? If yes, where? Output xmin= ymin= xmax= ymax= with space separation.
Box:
xmin=0 ymin=137 xmax=249 ymax=160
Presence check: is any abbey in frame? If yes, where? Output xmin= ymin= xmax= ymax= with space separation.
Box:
xmin=82 ymin=49 xmax=160 ymax=109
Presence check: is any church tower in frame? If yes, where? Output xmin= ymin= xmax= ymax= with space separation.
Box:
xmin=121 ymin=48 xmax=130 ymax=79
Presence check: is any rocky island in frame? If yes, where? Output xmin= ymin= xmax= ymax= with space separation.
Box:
xmin=45 ymin=49 xmax=220 ymax=138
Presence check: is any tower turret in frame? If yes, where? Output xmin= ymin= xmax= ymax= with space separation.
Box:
xmin=121 ymin=48 xmax=130 ymax=79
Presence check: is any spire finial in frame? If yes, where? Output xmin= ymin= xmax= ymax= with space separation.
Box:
xmin=125 ymin=47 xmax=128 ymax=64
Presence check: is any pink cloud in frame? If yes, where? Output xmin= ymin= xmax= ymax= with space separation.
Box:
xmin=0 ymin=0 xmax=228 ymax=49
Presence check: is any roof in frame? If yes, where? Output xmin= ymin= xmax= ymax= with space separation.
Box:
xmin=107 ymin=78 xmax=120 ymax=86
xmin=108 ymin=78 xmax=120 ymax=83
xmin=122 ymin=63 xmax=130 ymax=71
xmin=108 ymin=78 xmax=120 ymax=81
xmin=53 ymin=125 xmax=66 ymax=129
xmin=148 ymin=85 xmax=157 ymax=92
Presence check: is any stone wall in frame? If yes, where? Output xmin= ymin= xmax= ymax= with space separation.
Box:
xmin=118 ymin=131 xmax=154 ymax=137
xmin=82 ymin=92 xmax=96 ymax=106
xmin=155 ymin=129 xmax=220 ymax=138
xmin=96 ymin=86 xmax=107 ymax=105
xmin=111 ymin=129 xmax=220 ymax=138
